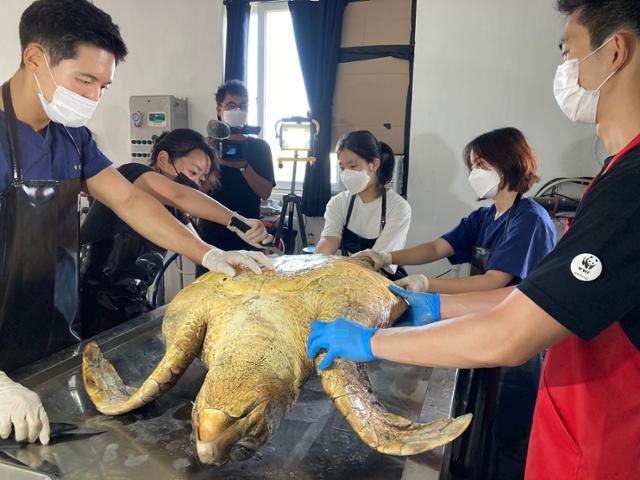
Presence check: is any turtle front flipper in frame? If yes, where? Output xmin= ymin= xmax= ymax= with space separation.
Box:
xmin=82 ymin=308 xmax=207 ymax=415
xmin=318 ymin=359 xmax=472 ymax=456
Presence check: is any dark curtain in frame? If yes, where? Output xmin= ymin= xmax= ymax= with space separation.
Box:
xmin=289 ymin=0 xmax=348 ymax=216
xmin=224 ymin=0 xmax=251 ymax=83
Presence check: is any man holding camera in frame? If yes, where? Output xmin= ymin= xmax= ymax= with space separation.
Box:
xmin=198 ymin=80 xmax=276 ymax=260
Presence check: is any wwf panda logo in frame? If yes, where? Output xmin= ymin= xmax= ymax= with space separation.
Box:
xmin=571 ymin=254 xmax=602 ymax=282
xmin=581 ymin=255 xmax=598 ymax=270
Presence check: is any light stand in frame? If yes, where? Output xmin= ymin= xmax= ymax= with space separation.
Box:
xmin=274 ymin=152 xmax=313 ymax=254
xmin=273 ymin=116 xmax=318 ymax=254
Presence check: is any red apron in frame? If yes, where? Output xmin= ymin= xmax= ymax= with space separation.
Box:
xmin=525 ymin=133 xmax=640 ymax=479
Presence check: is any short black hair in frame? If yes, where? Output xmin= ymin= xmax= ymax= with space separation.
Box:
xmin=215 ymin=79 xmax=249 ymax=105
xmin=336 ymin=130 xmax=396 ymax=190
xmin=19 ymin=0 xmax=128 ymax=67
xmin=557 ymin=0 xmax=640 ymax=48
xmin=463 ymin=127 xmax=539 ymax=194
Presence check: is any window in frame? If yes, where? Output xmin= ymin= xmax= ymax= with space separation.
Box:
xmin=247 ymin=3 xmax=338 ymax=192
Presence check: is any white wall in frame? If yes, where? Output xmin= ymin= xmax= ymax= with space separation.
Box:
xmin=406 ymin=0 xmax=602 ymax=276
xmin=90 ymin=0 xmax=224 ymax=164
xmin=0 ymin=0 xmax=224 ymax=166
xmin=0 ymin=2 xmax=27 ymax=79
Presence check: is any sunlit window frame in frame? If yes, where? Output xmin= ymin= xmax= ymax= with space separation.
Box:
xmin=246 ymin=2 xmax=340 ymax=195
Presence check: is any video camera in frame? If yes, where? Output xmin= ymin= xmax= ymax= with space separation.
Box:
xmin=220 ymin=140 xmax=248 ymax=161
xmin=206 ymin=119 xmax=262 ymax=162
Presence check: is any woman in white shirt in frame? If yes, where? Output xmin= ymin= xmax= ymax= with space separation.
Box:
xmin=314 ymin=130 xmax=411 ymax=280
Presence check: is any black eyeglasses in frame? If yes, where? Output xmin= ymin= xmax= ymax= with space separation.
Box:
xmin=222 ymin=102 xmax=249 ymax=111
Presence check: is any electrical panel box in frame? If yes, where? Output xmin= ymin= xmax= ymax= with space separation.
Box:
xmin=129 ymin=95 xmax=188 ymax=161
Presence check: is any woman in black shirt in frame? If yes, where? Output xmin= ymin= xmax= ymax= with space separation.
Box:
xmin=80 ymin=129 xmax=270 ymax=338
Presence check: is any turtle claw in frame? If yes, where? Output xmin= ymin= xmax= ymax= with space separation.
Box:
xmin=383 ymin=413 xmax=473 ymax=456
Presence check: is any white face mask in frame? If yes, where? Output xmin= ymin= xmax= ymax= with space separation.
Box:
xmin=222 ymin=108 xmax=248 ymax=128
xmin=340 ymin=168 xmax=370 ymax=195
xmin=34 ymin=55 xmax=99 ymax=128
xmin=468 ymin=167 xmax=501 ymax=200
xmin=553 ymin=37 xmax=617 ymax=124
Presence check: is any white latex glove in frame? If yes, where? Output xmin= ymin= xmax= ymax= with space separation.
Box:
xmin=352 ymin=249 xmax=392 ymax=271
xmin=0 ymin=371 xmax=50 ymax=444
xmin=227 ymin=212 xmax=274 ymax=249
xmin=394 ymin=274 xmax=430 ymax=292
xmin=201 ymin=248 xmax=274 ymax=277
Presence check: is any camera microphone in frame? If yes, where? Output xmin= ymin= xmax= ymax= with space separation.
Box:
xmin=206 ymin=119 xmax=231 ymax=140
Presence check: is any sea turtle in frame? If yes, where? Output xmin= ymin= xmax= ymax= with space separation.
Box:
xmin=82 ymin=255 xmax=471 ymax=465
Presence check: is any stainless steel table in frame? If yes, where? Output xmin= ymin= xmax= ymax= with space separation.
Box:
xmin=1 ymin=308 xmax=457 ymax=480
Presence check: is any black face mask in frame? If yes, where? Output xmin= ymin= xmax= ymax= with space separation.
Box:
xmin=172 ymin=163 xmax=199 ymax=190
xmin=175 ymin=172 xmax=199 ymax=190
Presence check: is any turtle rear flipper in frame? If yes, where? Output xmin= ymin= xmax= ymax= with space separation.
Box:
xmin=83 ymin=309 xmax=207 ymax=415
xmin=318 ymin=359 xmax=472 ymax=456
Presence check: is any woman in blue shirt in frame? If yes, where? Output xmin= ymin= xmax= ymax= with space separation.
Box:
xmin=357 ymin=127 xmax=556 ymax=480
xmin=358 ymin=127 xmax=556 ymax=293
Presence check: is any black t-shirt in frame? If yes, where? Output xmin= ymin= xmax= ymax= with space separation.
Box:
xmin=80 ymin=162 xmax=189 ymax=245
xmin=199 ymin=136 xmax=275 ymax=250
xmin=518 ymin=144 xmax=640 ymax=350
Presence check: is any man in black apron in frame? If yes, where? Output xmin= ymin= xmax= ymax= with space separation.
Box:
xmin=0 ymin=0 xmax=272 ymax=446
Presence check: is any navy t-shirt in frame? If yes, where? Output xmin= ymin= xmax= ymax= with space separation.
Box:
xmin=0 ymin=110 xmax=111 ymax=190
xmin=441 ymin=198 xmax=556 ymax=283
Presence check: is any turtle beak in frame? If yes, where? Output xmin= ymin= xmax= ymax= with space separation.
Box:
xmin=196 ymin=439 xmax=228 ymax=466
xmin=191 ymin=378 xmax=293 ymax=465
xmin=195 ymin=436 xmax=258 ymax=465
xmin=193 ymin=408 xmax=235 ymax=465
xmin=192 ymin=407 xmax=265 ymax=465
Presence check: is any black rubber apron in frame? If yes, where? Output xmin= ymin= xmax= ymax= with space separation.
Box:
xmin=0 ymin=81 xmax=82 ymax=373
xmin=80 ymin=231 xmax=165 ymax=339
xmin=445 ymin=193 xmax=541 ymax=480
xmin=340 ymin=190 xmax=407 ymax=281
xmin=470 ymin=193 xmax=522 ymax=275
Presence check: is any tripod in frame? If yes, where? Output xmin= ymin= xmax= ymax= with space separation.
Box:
xmin=274 ymin=151 xmax=309 ymax=254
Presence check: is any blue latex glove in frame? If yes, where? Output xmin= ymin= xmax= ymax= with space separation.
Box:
xmin=307 ymin=318 xmax=378 ymax=370
xmin=388 ymin=284 xmax=441 ymax=327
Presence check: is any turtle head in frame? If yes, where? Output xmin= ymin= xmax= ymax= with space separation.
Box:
xmin=192 ymin=370 xmax=293 ymax=465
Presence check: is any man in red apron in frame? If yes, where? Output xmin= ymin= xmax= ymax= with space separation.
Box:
xmin=308 ymin=2 xmax=640 ymax=478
